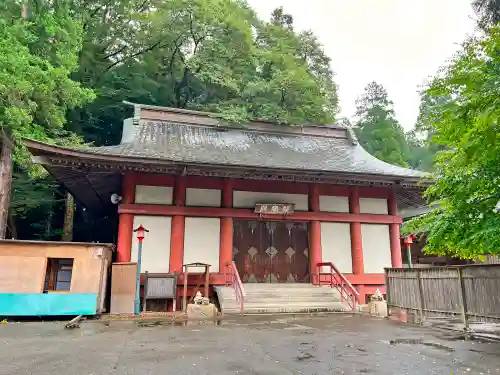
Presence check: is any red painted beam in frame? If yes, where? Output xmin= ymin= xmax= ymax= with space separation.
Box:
xmin=349 ymin=187 xmax=364 ymax=275
xmin=119 ymin=204 xmax=402 ymax=224
xmin=169 ymin=177 xmax=186 ymax=273
xmin=232 ymin=179 xmax=309 ymax=194
xmin=308 ymin=184 xmax=321 ymax=285
xmin=116 ymin=173 xmax=136 ymax=262
xmin=129 ymin=174 xmax=392 ymax=200
xmin=219 ymin=179 xmax=233 ymax=272
xmin=318 ymin=185 xmax=351 ymax=196
xmin=388 ymin=187 xmax=403 ymax=267
xmin=344 ymin=273 xmax=385 ymax=285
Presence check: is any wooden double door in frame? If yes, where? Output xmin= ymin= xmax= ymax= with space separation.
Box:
xmin=233 ymin=220 xmax=310 ymax=283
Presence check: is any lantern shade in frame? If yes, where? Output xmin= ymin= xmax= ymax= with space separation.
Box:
xmin=133 ymin=224 xmax=149 ymax=241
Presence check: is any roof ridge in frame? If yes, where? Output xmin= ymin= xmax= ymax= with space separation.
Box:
xmin=133 ymin=118 xmax=352 ymax=142
xmin=123 ymin=101 xmax=350 ymax=139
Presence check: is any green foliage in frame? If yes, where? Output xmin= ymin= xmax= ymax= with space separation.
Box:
xmin=472 ymin=0 xmax=500 ymax=30
xmin=69 ymin=1 xmax=339 ymax=146
xmin=405 ymin=28 xmax=500 ymax=258
xmin=0 ymin=0 xmax=94 ymax=166
xmin=354 ymin=82 xmax=409 ymax=167
xmin=404 ymin=91 xmax=452 ymax=172
xmin=7 ymin=1 xmax=339 ymax=240
xmin=0 ymin=1 xmax=94 ymax=238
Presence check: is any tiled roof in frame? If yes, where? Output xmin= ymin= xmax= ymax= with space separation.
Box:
xmin=84 ymin=120 xmax=426 ymax=179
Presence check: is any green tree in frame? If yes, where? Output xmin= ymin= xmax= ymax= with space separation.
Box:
xmin=473 ymin=0 xmax=500 ymax=30
xmin=69 ymin=1 xmax=339 ymax=148
xmin=404 ymin=91 xmax=452 ymax=171
xmin=8 ymin=1 xmax=340 ymax=240
xmin=354 ymin=82 xmax=408 ymax=167
xmin=0 ymin=0 xmax=94 ymax=237
xmin=405 ymin=28 xmax=500 ymax=258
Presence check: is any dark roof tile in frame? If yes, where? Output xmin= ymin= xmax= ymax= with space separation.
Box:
xmin=85 ymin=120 xmax=425 ymax=179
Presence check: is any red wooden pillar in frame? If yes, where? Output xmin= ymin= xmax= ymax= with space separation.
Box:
xmin=116 ymin=173 xmax=135 ymax=262
xmin=308 ymin=184 xmax=321 ymax=285
xmin=169 ymin=176 xmax=186 ymax=273
xmin=219 ymin=179 xmax=233 ymax=273
xmin=349 ymin=187 xmax=364 ymax=275
xmin=388 ymin=187 xmax=402 ymax=268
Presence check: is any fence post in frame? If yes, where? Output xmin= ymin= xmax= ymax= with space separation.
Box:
xmin=457 ymin=267 xmax=469 ymax=331
xmin=384 ymin=269 xmax=391 ymax=305
xmin=416 ymin=269 xmax=425 ymax=323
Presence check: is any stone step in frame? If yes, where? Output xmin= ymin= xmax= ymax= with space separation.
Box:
xmin=223 ymin=303 xmax=346 ymax=310
xmin=222 ymin=304 xmax=349 ymax=314
xmin=218 ymin=298 xmax=343 ymax=304
xmin=215 ymin=284 xmax=352 ymax=315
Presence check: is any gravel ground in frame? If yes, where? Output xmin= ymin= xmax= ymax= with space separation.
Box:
xmin=0 ymin=314 xmax=499 ymax=375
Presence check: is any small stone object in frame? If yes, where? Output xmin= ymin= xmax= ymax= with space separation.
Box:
xmin=369 ymin=289 xmax=388 ymax=317
xmin=65 ymin=315 xmax=84 ymax=329
xmin=201 ymin=297 xmax=210 ymax=305
xmin=186 ymin=303 xmax=218 ymax=325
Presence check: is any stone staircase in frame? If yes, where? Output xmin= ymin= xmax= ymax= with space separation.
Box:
xmin=214 ymin=283 xmax=351 ymax=315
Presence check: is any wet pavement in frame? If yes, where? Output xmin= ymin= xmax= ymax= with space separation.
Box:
xmin=0 ymin=314 xmax=499 ymax=374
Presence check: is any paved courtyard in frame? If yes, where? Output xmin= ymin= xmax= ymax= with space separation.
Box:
xmin=0 ymin=314 xmax=499 ymax=374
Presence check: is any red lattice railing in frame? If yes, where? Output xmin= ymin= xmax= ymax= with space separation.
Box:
xmin=224 ymin=261 xmax=246 ymax=314
xmin=317 ymin=262 xmax=359 ymax=312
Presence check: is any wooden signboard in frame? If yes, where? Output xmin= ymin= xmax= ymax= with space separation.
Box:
xmin=254 ymin=203 xmax=295 ymax=215
xmin=145 ymin=274 xmax=176 ymax=299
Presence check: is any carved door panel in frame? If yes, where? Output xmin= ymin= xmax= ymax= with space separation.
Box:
xmin=270 ymin=222 xmax=309 ymax=283
xmin=233 ymin=221 xmax=270 ymax=283
xmin=233 ymin=221 xmax=309 ymax=283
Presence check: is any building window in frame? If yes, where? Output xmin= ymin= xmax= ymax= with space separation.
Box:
xmin=44 ymin=258 xmax=74 ymax=291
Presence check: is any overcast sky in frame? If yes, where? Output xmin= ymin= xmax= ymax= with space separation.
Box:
xmin=248 ymin=0 xmax=477 ymax=130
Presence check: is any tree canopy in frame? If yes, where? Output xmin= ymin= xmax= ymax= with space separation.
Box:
xmin=5 ymin=1 xmax=340 ymax=239
xmin=0 ymin=0 xmax=94 ymax=164
xmin=405 ymin=28 xmax=500 ymax=258
xmin=69 ymin=1 xmax=339 ymax=147
xmin=353 ymin=82 xmax=409 ymax=167
xmin=473 ymin=0 xmax=500 ymax=30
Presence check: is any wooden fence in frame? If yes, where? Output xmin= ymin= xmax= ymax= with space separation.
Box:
xmin=385 ymin=265 xmax=500 ymax=329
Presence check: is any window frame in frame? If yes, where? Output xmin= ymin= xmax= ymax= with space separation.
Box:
xmin=44 ymin=258 xmax=74 ymax=292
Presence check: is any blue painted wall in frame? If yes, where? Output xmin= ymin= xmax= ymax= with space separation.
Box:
xmin=0 ymin=293 xmax=98 ymax=316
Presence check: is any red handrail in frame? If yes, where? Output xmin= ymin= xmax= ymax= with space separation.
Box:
xmin=224 ymin=261 xmax=246 ymax=314
xmin=317 ymin=262 xmax=359 ymax=312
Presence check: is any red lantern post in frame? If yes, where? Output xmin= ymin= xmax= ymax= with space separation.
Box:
xmin=133 ymin=224 xmax=149 ymax=315
xmin=403 ymin=234 xmax=416 ymax=268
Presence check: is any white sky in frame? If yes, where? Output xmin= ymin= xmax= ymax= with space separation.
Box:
xmin=248 ymin=0 xmax=477 ymax=130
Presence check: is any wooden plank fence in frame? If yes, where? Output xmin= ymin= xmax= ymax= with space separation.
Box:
xmin=385 ymin=265 xmax=500 ymax=329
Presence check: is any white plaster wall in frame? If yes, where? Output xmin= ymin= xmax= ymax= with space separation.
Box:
xmin=233 ymin=191 xmax=308 ymax=211
xmin=320 ymin=222 xmax=352 ymax=273
xmin=135 ymin=185 xmax=173 ymax=205
xmin=361 ymin=224 xmax=392 ymax=273
xmin=359 ymin=198 xmax=388 ymax=214
xmin=183 ymin=218 xmax=221 ymax=272
xmin=131 ymin=215 xmax=171 ymax=273
xmin=319 ymin=196 xmax=349 ymax=213
xmin=186 ymin=188 xmax=221 ymax=207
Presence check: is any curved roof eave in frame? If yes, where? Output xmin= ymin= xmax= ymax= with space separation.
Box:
xmin=24 ymin=138 xmax=430 ymax=185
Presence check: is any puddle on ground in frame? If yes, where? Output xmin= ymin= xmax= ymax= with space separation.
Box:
xmin=388 ymin=338 xmax=455 ymax=352
xmin=137 ymin=319 xmax=223 ymax=328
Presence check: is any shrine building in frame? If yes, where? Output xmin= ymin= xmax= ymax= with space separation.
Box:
xmin=25 ymin=103 xmax=427 ymax=304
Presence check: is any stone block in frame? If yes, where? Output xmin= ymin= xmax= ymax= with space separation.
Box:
xmin=186 ymin=303 xmax=218 ymax=325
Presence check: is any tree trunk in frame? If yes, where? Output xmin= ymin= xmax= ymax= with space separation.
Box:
xmin=8 ymin=211 xmax=17 ymax=239
xmin=0 ymin=134 xmax=13 ymax=239
xmin=62 ymin=192 xmax=74 ymax=241
xmin=45 ymin=205 xmax=53 ymax=240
